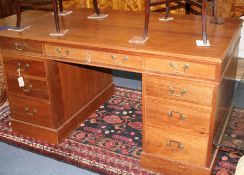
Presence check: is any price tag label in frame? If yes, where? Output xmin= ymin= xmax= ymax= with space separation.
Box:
xmin=18 ymin=77 xmax=25 ymax=87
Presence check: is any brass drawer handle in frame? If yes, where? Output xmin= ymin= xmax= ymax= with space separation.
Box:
xmin=24 ymin=107 xmax=37 ymax=116
xmin=22 ymin=84 xmax=33 ymax=93
xmin=167 ymin=140 xmax=184 ymax=149
xmin=169 ymin=62 xmax=189 ymax=73
xmin=56 ymin=48 xmax=71 ymax=57
xmin=17 ymin=61 xmax=30 ymax=70
xmin=83 ymin=54 xmax=91 ymax=64
xmin=169 ymin=87 xmax=186 ymax=97
xmin=14 ymin=42 xmax=27 ymax=51
xmin=168 ymin=111 xmax=186 ymax=120
xmin=111 ymin=55 xmax=128 ymax=64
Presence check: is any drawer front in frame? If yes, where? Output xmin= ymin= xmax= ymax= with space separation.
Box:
xmin=2 ymin=54 xmax=46 ymax=77
xmin=145 ymin=75 xmax=215 ymax=106
xmin=145 ymin=98 xmax=211 ymax=137
xmin=8 ymin=95 xmax=53 ymax=128
xmin=6 ymin=75 xmax=49 ymax=100
xmin=145 ymin=57 xmax=216 ymax=80
xmin=0 ymin=37 xmax=43 ymax=54
xmin=143 ymin=126 xmax=208 ymax=166
xmin=45 ymin=45 xmax=143 ymax=70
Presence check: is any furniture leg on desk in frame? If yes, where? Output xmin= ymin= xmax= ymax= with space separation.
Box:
xmin=210 ymin=0 xmax=224 ymax=24
xmin=201 ymin=0 xmax=207 ymax=45
xmin=87 ymin=0 xmax=108 ymax=19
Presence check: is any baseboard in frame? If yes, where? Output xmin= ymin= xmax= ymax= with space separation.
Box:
xmin=141 ymin=151 xmax=214 ymax=175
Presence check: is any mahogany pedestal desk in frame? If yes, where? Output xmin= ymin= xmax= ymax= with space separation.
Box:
xmin=0 ymin=10 xmax=242 ymax=175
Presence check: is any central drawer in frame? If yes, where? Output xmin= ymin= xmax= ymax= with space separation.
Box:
xmin=8 ymin=95 xmax=53 ymax=128
xmin=145 ymin=75 xmax=215 ymax=107
xmin=45 ymin=44 xmax=143 ymax=70
xmin=143 ymin=126 xmax=209 ymax=166
xmin=145 ymin=97 xmax=211 ymax=137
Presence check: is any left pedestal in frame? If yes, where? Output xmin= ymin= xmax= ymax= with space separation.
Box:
xmin=0 ymin=37 xmax=114 ymax=144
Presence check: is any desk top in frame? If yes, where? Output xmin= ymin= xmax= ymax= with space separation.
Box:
xmin=0 ymin=10 xmax=242 ymax=62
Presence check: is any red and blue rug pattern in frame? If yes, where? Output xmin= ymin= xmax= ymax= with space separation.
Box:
xmin=0 ymin=87 xmax=243 ymax=175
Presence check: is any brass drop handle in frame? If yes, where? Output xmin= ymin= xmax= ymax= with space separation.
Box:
xmin=169 ymin=62 xmax=189 ymax=73
xmin=17 ymin=61 xmax=30 ymax=70
xmin=56 ymin=48 xmax=71 ymax=57
xmin=111 ymin=55 xmax=128 ymax=64
xmin=24 ymin=107 xmax=37 ymax=116
xmin=64 ymin=49 xmax=71 ymax=57
xmin=167 ymin=140 xmax=184 ymax=149
xmin=22 ymin=84 xmax=33 ymax=93
xmin=56 ymin=48 xmax=62 ymax=56
xmin=14 ymin=42 xmax=27 ymax=51
xmin=169 ymin=87 xmax=186 ymax=97
xmin=168 ymin=111 xmax=186 ymax=120
xmin=83 ymin=54 xmax=91 ymax=64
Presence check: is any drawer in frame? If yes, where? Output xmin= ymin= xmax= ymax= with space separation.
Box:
xmin=143 ymin=126 xmax=209 ymax=166
xmin=6 ymin=75 xmax=49 ymax=100
xmin=2 ymin=54 xmax=46 ymax=77
xmin=145 ymin=57 xmax=216 ymax=80
xmin=8 ymin=95 xmax=53 ymax=128
xmin=0 ymin=37 xmax=43 ymax=54
xmin=45 ymin=44 xmax=143 ymax=70
xmin=145 ymin=75 xmax=215 ymax=106
xmin=145 ymin=98 xmax=211 ymax=137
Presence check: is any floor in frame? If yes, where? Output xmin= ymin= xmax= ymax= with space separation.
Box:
xmin=0 ymin=70 xmax=243 ymax=175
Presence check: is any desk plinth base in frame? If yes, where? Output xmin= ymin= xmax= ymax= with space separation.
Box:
xmin=141 ymin=152 xmax=213 ymax=175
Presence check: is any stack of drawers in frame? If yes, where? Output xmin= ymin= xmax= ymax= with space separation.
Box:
xmin=142 ymin=57 xmax=217 ymax=171
xmin=0 ymin=38 xmax=58 ymax=141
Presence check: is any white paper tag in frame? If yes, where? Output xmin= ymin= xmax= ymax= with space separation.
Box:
xmin=18 ymin=77 xmax=25 ymax=87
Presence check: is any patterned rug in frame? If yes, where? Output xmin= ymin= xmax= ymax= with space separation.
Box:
xmin=0 ymin=87 xmax=243 ymax=175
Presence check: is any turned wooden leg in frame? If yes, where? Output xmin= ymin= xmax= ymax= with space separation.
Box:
xmin=58 ymin=0 xmax=63 ymax=13
xmin=93 ymin=0 xmax=100 ymax=15
xmin=52 ymin=0 xmax=60 ymax=32
xmin=143 ymin=0 xmax=150 ymax=38
xmin=15 ymin=0 xmax=21 ymax=28
xmin=202 ymin=0 xmax=207 ymax=44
